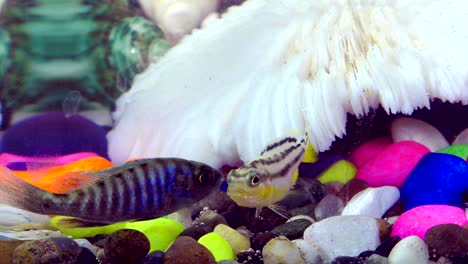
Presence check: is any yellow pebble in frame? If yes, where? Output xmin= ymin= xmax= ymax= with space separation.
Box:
xmin=214 ymin=224 xmax=250 ymax=255
xmin=317 ymin=160 xmax=356 ymax=184
xmin=198 ymin=232 xmax=236 ymax=262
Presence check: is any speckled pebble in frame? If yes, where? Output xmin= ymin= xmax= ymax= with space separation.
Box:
xmin=0 ymin=240 xmax=27 ymax=264
xmin=164 ymin=236 xmax=216 ymax=264
xmin=12 ymin=237 xmax=82 ymax=264
xmin=102 ymin=229 xmax=150 ymax=264
xmin=262 ymin=236 xmax=305 ymax=264
xmin=198 ymin=232 xmax=236 ymax=262
xmin=400 ymin=152 xmax=468 ymax=209
xmin=341 ymin=186 xmax=400 ymax=218
xmin=388 ymin=236 xmax=429 ymax=264
xmin=292 ymin=239 xmax=325 ymax=264
xmin=355 ymin=141 xmax=430 ymax=188
xmin=364 ymin=254 xmax=389 ymax=264
xmin=237 ymin=249 xmax=263 ymax=264
xmin=314 ymin=194 xmax=344 ymax=221
xmin=390 ymin=205 xmax=468 ymax=239
xmin=391 ymin=117 xmax=449 ymax=151
xmin=304 ymin=215 xmax=380 ymax=260
xmin=423 ymin=223 xmax=468 ymax=259
xmin=271 ymin=218 xmax=313 ymax=240
xmin=214 ymin=224 xmax=251 ymax=255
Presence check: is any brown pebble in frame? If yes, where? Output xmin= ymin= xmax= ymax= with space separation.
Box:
xmin=0 ymin=240 xmax=26 ymax=264
xmin=336 ymin=179 xmax=368 ymax=203
xmin=424 ymin=224 xmax=468 ymax=258
xmin=102 ymin=229 xmax=150 ymax=264
xmin=12 ymin=237 xmax=82 ymax=264
xmin=164 ymin=236 xmax=216 ymax=264
xmin=376 ymin=218 xmax=392 ymax=242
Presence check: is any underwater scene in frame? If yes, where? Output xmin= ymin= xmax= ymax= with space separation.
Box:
xmin=0 ymin=0 xmax=467 ymax=263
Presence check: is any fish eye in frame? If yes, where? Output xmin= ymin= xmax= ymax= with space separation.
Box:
xmin=249 ymin=174 xmax=261 ymax=186
xmin=198 ymin=171 xmax=212 ymax=184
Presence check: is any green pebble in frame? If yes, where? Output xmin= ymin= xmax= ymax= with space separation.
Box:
xmin=198 ymin=232 xmax=236 ymax=262
xmin=317 ymin=160 xmax=357 ymax=184
xmin=51 ymin=216 xmax=184 ymax=253
xmin=436 ymin=144 xmax=468 ymax=160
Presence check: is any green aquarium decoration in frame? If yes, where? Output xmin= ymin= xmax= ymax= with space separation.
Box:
xmin=0 ymin=0 xmax=169 ymax=116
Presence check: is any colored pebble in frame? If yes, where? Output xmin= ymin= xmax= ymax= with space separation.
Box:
xmin=213 ymin=224 xmax=250 ymax=255
xmin=13 ymin=156 xmax=113 ymax=193
xmin=198 ymin=232 xmax=236 ymax=262
xmin=341 ymin=186 xmax=400 ymax=218
xmin=12 ymin=237 xmax=82 ymax=264
xmin=391 ymin=117 xmax=449 ymax=151
xmin=436 ymin=144 xmax=468 ymax=160
xmin=355 ymin=141 xmax=430 ymax=188
xmin=314 ymin=194 xmax=344 ymax=221
xmin=391 ymin=205 xmax=468 ymax=239
xmin=387 ymin=236 xmax=429 ymax=264
xmin=51 ymin=216 xmax=184 ymax=252
xmin=102 ymin=229 xmax=150 ymax=264
xmin=303 ymin=215 xmax=380 ymax=261
xmin=164 ymin=236 xmax=216 ymax=264
xmin=262 ymin=236 xmax=305 ymax=264
xmin=400 ymin=153 xmax=468 ymax=209
xmin=349 ymin=137 xmax=392 ymax=168
xmin=423 ymin=224 xmax=468 ymax=259
xmin=317 ymin=159 xmax=357 ymax=184
xmin=0 ymin=152 xmax=99 ymax=168
xmin=0 ymin=112 xmax=108 ymax=158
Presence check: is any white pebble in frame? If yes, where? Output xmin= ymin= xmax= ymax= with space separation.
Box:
xmin=388 ymin=236 xmax=429 ymax=264
xmin=341 ymin=186 xmax=400 ymax=218
xmin=391 ymin=117 xmax=449 ymax=151
xmin=74 ymin=238 xmax=97 ymax=255
xmin=292 ymin=239 xmax=325 ymax=264
xmin=303 ymin=215 xmax=380 ymax=260
xmin=262 ymin=236 xmax=305 ymax=264
xmin=452 ymin=128 xmax=468 ymax=145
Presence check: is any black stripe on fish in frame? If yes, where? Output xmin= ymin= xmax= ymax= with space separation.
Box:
xmin=260 ymin=137 xmax=298 ymax=156
xmin=249 ymin=140 xmax=305 ymax=168
xmin=269 ymin=146 xmax=305 ymax=179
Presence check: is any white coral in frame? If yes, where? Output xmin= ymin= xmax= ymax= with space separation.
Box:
xmin=108 ymin=0 xmax=468 ymax=168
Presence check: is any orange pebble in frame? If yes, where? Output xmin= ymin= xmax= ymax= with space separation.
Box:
xmin=13 ymin=157 xmax=113 ymax=193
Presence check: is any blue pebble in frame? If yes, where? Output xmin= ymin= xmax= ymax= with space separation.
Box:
xmin=400 ymin=152 xmax=468 ymax=210
xmin=0 ymin=112 xmax=108 ymax=158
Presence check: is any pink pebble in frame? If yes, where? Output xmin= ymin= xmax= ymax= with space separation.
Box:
xmin=0 ymin=152 xmax=100 ymax=167
xmin=391 ymin=205 xmax=468 ymax=239
xmin=349 ymin=137 xmax=392 ymax=168
xmin=355 ymin=141 xmax=430 ymax=188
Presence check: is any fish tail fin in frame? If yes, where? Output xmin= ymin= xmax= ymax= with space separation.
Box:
xmin=0 ymin=165 xmax=45 ymax=213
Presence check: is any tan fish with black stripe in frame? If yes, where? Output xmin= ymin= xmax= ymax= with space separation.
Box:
xmin=0 ymin=158 xmax=222 ymax=225
xmin=226 ymin=129 xmax=314 ymax=218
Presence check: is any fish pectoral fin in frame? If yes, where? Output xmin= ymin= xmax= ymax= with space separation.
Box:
xmin=52 ymin=216 xmax=112 ymax=228
xmin=268 ymin=204 xmax=291 ymax=220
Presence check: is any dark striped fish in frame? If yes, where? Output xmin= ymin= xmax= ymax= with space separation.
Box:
xmin=226 ymin=130 xmax=309 ymax=218
xmin=0 ymin=158 xmax=222 ymax=224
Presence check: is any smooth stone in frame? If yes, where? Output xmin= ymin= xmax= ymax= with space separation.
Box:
xmin=198 ymin=232 xmax=236 ymax=262
xmin=331 ymin=256 xmax=361 ymax=263
xmin=292 ymin=239 xmax=325 ymax=264
xmin=12 ymin=237 xmax=82 ymax=264
xmin=314 ymin=194 xmax=344 ymax=221
xmin=77 ymin=247 xmax=99 ymax=264
xmin=250 ymin=232 xmax=278 ymax=251
xmin=237 ymin=249 xmax=263 ymax=264
xmin=349 ymin=137 xmax=393 ymax=168
xmin=355 ymin=141 xmax=430 ymax=188
xmin=391 ymin=117 xmax=449 ymax=151
xmin=341 ymin=186 xmax=400 ymax=218
xmin=0 ymin=240 xmax=26 ymax=264
xmin=452 ymin=128 xmax=468 ymax=145
xmin=317 ymin=160 xmax=357 ymax=184
xmin=388 ymin=236 xmax=429 ymax=264
xmin=141 ymin=250 xmax=165 ymax=264
xmin=74 ymin=238 xmax=97 ymax=256
xmin=377 ymin=219 xmax=392 ymax=242
xmin=376 ymin=237 xmax=401 ymax=257
xmin=391 ymin=205 xmax=468 ymax=239
xmin=0 ymin=205 xmax=50 ymax=226
xmin=271 ymin=219 xmax=313 ymax=240
xmin=214 ymin=224 xmax=250 ymax=255
xmin=178 ymin=223 xmax=211 ymax=240
xmin=364 ymin=254 xmax=389 ymax=264
xmin=424 ymin=224 xmax=468 ymax=259
xmin=0 ymin=112 xmax=108 ymax=158
xmin=436 ymin=144 xmax=468 ymax=160
xmin=164 ymin=236 xmax=216 ymax=264
xmin=304 ymin=215 xmax=380 ymax=260
xmin=400 ymin=153 xmax=468 ymax=209
xmin=262 ymin=236 xmax=305 ymax=264
xmin=337 ymin=179 xmax=369 ymax=203
xmin=193 ymin=209 xmax=229 ymax=231
xmin=102 ymin=229 xmax=150 ymax=264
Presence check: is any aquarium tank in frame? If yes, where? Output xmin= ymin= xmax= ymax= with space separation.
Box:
xmin=0 ymin=0 xmax=467 ymax=263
